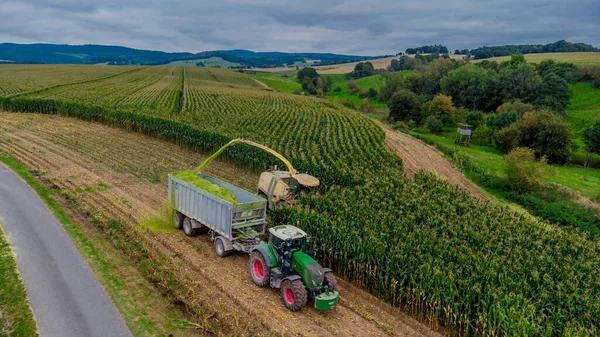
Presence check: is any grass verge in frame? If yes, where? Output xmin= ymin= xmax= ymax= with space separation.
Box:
xmin=0 ymin=223 xmax=39 ymax=337
xmin=0 ymin=155 xmax=200 ymax=337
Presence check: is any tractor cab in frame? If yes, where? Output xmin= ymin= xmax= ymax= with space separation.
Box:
xmin=268 ymin=225 xmax=308 ymax=260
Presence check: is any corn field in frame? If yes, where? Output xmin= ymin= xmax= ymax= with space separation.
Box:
xmin=1 ymin=64 xmax=599 ymax=336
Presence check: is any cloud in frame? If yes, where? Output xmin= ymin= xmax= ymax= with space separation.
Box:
xmin=0 ymin=0 xmax=598 ymax=55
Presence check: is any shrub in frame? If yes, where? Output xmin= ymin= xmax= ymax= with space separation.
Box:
xmin=472 ymin=124 xmax=493 ymax=146
xmin=292 ymin=89 xmax=301 ymax=95
xmin=420 ymin=94 xmax=456 ymax=125
xmin=575 ymin=66 xmax=600 ymax=82
xmin=583 ymin=119 xmax=600 ymax=155
xmin=495 ymin=110 xmax=520 ymax=129
xmin=340 ymin=98 xmax=355 ymax=109
xmin=368 ymin=88 xmax=378 ymax=99
xmin=496 ymin=100 xmax=535 ymax=117
xmin=594 ymin=78 xmax=600 ymax=89
xmin=333 ymin=86 xmax=342 ymax=93
xmin=358 ymin=89 xmax=369 ymax=98
xmin=495 ymin=111 xmax=572 ymax=163
xmin=454 ymin=107 xmax=468 ymax=124
xmin=347 ymin=80 xmax=360 ymax=94
xmin=465 ymin=110 xmax=484 ymax=129
xmin=424 ymin=115 xmax=443 ymax=133
xmin=504 ymin=147 xmax=547 ymax=193
xmin=388 ymin=89 xmax=420 ymax=122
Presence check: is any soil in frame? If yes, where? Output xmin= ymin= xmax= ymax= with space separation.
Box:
xmin=0 ymin=112 xmax=444 ymax=337
xmin=376 ymin=121 xmax=488 ymax=199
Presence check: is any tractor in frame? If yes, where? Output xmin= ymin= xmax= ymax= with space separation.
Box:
xmin=248 ymin=224 xmax=339 ymax=311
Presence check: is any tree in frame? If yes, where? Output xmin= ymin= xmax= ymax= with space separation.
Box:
xmin=298 ymin=67 xmax=320 ymax=95
xmin=440 ymin=64 xmax=500 ymax=111
xmin=420 ymin=94 xmax=456 ymax=125
xmin=347 ymin=80 xmax=360 ymax=94
xmin=350 ymin=62 xmax=375 ymax=79
xmin=465 ymin=110 xmax=485 ymax=129
xmin=495 ymin=111 xmax=572 ymax=163
xmin=583 ymin=119 xmax=600 ymax=155
xmin=389 ymin=59 xmax=400 ymax=71
xmin=496 ymin=100 xmax=535 ymax=117
xmin=368 ymin=88 xmax=378 ymax=98
xmin=297 ymin=67 xmax=319 ymax=81
xmin=424 ymin=116 xmax=443 ymax=133
xmin=495 ymin=110 xmax=520 ymax=129
xmin=378 ymin=72 xmax=405 ymax=102
xmin=388 ymin=89 xmax=420 ymax=122
xmin=504 ymin=147 xmax=547 ymax=194
xmin=498 ymin=62 xmax=541 ymax=104
xmin=474 ymin=48 xmax=493 ymax=59
xmin=535 ymin=72 xmax=571 ymax=113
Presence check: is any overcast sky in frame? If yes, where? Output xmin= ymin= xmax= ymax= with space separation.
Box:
xmin=0 ymin=0 xmax=598 ymax=55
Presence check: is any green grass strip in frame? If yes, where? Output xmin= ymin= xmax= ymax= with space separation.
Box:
xmin=0 ymin=223 xmax=39 ymax=337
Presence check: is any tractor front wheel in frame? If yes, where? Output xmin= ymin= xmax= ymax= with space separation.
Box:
xmin=281 ymin=279 xmax=307 ymax=311
xmin=324 ymin=272 xmax=339 ymax=292
xmin=249 ymin=251 xmax=270 ymax=287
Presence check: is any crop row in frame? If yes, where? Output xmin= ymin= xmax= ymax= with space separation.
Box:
xmin=1 ymin=66 xmax=598 ymax=335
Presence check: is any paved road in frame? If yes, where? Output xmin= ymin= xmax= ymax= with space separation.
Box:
xmin=0 ymin=164 xmax=132 ymax=337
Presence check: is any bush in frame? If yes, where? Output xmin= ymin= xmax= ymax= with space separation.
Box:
xmin=424 ymin=115 xmax=443 ymax=133
xmin=292 ymin=89 xmax=301 ymax=95
xmin=368 ymin=88 xmax=378 ymax=99
xmin=360 ymin=99 xmax=376 ymax=114
xmin=388 ymin=89 xmax=420 ymax=122
xmin=333 ymin=86 xmax=342 ymax=93
xmin=575 ymin=66 xmax=600 ymax=82
xmin=496 ymin=100 xmax=535 ymax=117
xmin=583 ymin=119 xmax=600 ymax=155
xmin=495 ymin=110 xmax=520 ymax=129
xmin=472 ymin=124 xmax=493 ymax=146
xmin=504 ymin=147 xmax=547 ymax=193
xmin=454 ymin=107 xmax=468 ymax=124
xmin=340 ymin=98 xmax=355 ymax=109
xmin=347 ymin=80 xmax=360 ymax=95
xmin=465 ymin=110 xmax=484 ymax=129
xmin=495 ymin=111 xmax=572 ymax=163
xmin=358 ymin=89 xmax=369 ymax=98
xmin=594 ymin=78 xmax=600 ymax=89
xmin=420 ymin=94 xmax=456 ymax=125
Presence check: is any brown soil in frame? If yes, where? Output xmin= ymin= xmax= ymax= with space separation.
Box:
xmin=0 ymin=112 xmax=444 ymax=337
xmin=376 ymin=121 xmax=488 ymax=199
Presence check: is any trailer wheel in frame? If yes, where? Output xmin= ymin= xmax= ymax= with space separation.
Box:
xmin=183 ymin=217 xmax=199 ymax=237
xmin=324 ymin=272 xmax=339 ymax=292
xmin=174 ymin=211 xmax=185 ymax=229
xmin=249 ymin=251 xmax=270 ymax=287
xmin=214 ymin=237 xmax=231 ymax=257
xmin=281 ymin=279 xmax=307 ymax=311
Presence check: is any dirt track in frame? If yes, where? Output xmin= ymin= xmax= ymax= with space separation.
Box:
xmin=377 ymin=121 xmax=488 ymax=199
xmin=0 ymin=112 xmax=443 ymax=337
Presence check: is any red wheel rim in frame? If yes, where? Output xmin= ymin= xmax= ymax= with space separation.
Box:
xmin=284 ymin=288 xmax=295 ymax=304
xmin=253 ymin=259 xmax=264 ymax=279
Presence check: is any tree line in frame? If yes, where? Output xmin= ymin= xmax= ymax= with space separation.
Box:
xmin=455 ymin=40 xmax=599 ymax=59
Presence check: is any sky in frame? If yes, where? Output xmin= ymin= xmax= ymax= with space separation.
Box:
xmin=0 ymin=0 xmax=598 ymax=55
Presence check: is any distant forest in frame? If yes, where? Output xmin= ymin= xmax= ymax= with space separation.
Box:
xmin=455 ymin=40 xmax=599 ymax=59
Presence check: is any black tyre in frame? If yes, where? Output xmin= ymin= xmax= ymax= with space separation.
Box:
xmin=324 ymin=272 xmax=339 ymax=292
xmin=214 ymin=237 xmax=232 ymax=257
xmin=183 ymin=217 xmax=199 ymax=237
xmin=174 ymin=211 xmax=185 ymax=229
xmin=249 ymin=251 xmax=270 ymax=287
xmin=281 ymin=279 xmax=307 ymax=311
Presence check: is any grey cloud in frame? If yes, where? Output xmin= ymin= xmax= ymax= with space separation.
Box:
xmin=0 ymin=0 xmax=598 ymax=55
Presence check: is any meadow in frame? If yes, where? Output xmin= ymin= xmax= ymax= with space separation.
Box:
xmin=1 ymin=64 xmax=599 ymax=336
xmin=477 ymin=52 xmax=600 ymax=66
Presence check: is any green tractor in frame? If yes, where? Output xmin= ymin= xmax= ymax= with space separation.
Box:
xmin=249 ymin=225 xmax=339 ymax=311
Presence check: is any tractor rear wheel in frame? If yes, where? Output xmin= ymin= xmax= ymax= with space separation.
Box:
xmin=174 ymin=211 xmax=185 ymax=229
xmin=324 ymin=272 xmax=339 ymax=292
xmin=281 ymin=279 xmax=307 ymax=311
xmin=183 ymin=218 xmax=199 ymax=237
xmin=249 ymin=251 xmax=270 ymax=287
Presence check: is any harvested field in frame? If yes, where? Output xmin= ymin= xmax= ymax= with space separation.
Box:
xmin=0 ymin=112 xmax=441 ymax=337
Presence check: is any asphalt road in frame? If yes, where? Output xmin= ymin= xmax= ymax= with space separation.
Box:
xmin=0 ymin=164 xmax=132 ymax=337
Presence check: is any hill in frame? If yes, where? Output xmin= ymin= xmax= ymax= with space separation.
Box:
xmin=0 ymin=43 xmax=372 ymax=67
xmin=462 ymin=40 xmax=599 ymax=59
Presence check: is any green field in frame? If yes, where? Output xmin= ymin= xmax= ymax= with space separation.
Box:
xmin=567 ymin=83 xmax=600 ymax=151
xmin=479 ymin=52 xmax=600 ymax=66
xmin=0 ymin=223 xmax=39 ymax=337
xmin=1 ymin=65 xmax=600 ymax=335
xmin=247 ymin=71 xmax=301 ymax=93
